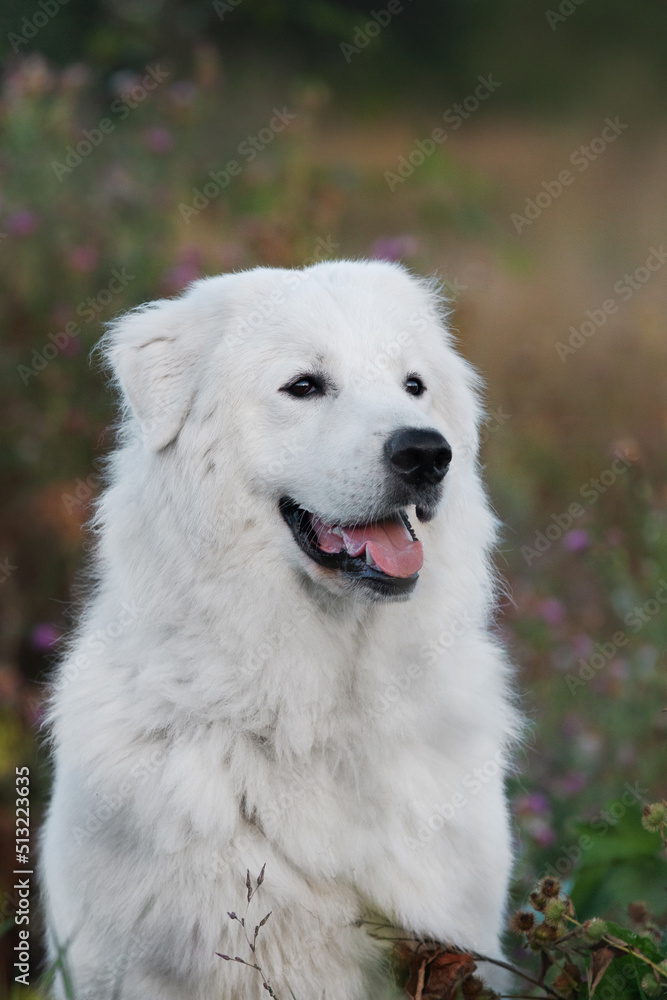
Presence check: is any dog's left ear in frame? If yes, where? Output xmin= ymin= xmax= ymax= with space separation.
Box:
xmin=104 ymin=298 xmax=205 ymax=452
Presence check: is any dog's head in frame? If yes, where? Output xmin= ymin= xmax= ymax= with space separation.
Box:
xmin=105 ymin=260 xmax=486 ymax=603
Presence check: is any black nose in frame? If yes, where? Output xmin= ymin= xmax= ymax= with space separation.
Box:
xmin=384 ymin=427 xmax=452 ymax=487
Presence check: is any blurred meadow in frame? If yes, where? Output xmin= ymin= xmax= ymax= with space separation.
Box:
xmin=1 ymin=0 xmax=667 ymax=995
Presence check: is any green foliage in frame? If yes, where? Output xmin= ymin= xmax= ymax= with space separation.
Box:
xmin=569 ymin=812 xmax=667 ymax=919
xmin=503 ymin=867 xmax=667 ymax=999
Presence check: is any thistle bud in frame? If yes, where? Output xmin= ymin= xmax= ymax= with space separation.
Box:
xmin=640 ymin=974 xmax=664 ymax=998
xmin=583 ymin=918 xmax=607 ymax=943
xmin=544 ymin=899 xmax=568 ymax=927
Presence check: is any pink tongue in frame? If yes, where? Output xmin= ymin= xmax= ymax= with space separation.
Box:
xmin=311 ymin=515 xmax=423 ymax=578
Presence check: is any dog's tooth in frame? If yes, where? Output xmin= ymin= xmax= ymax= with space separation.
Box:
xmin=331 ymin=526 xmax=344 ymax=538
xmin=365 ymin=548 xmax=374 ymax=565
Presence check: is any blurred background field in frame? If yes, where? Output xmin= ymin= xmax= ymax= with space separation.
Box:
xmin=1 ymin=0 xmax=667 ymax=994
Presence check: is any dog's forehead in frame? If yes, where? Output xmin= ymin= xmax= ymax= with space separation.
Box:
xmin=221 ymin=262 xmax=439 ymax=358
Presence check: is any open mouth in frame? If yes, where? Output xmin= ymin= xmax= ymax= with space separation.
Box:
xmin=279 ymin=497 xmax=424 ymax=597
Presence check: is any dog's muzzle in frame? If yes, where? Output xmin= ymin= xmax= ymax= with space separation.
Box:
xmin=278 ymin=428 xmax=452 ymax=600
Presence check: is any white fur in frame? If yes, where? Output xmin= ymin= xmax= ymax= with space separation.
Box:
xmin=40 ymin=260 xmax=519 ymax=1000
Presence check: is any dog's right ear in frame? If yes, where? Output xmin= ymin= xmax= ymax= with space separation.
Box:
xmin=103 ymin=299 xmax=205 ymax=452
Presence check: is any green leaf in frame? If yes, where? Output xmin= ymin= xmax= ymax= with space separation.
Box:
xmin=604 ymin=921 xmax=667 ymax=965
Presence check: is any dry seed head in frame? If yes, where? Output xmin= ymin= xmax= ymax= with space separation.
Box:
xmin=642 ymin=802 xmax=667 ymax=833
xmin=529 ymin=891 xmax=547 ymax=911
xmin=461 ymin=976 xmax=486 ymax=999
xmin=533 ymin=923 xmax=558 ymax=944
xmin=539 ymin=876 xmax=561 ymax=898
xmin=627 ymin=902 xmax=649 ymax=924
xmin=511 ymin=911 xmax=535 ymax=933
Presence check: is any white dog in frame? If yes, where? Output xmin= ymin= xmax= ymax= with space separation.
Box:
xmin=41 ymin=260 xmax=519 ymax=1000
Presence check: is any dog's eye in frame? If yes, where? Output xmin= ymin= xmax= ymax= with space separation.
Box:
xmin=405 ymin=375 xmax=426 ymax=397
xmin=282 ymin=376 xmax=324 ymax=398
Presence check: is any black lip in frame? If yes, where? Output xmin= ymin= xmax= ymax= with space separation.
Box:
xmin=278 ymin=497 xmax=420 ymax=597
